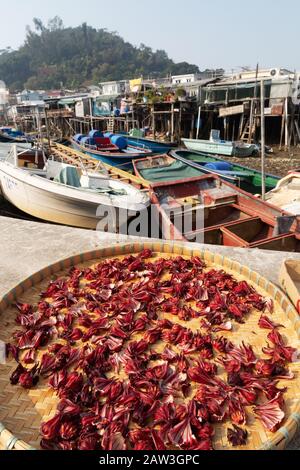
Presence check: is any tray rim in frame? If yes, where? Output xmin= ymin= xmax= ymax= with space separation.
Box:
xmin=0 ymin=240 xmax=299 ymax=451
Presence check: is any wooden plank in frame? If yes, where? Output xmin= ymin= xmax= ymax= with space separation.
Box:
xmin=219 ymin=104 xmax=244 ymax=117
xmin=50 ymin=142 xmax=150 ymax=190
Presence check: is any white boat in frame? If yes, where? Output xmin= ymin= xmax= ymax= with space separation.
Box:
xmin=182 ymin=130 xmax=258 ymax=157
xmin=0 ymin=145 xmax=150 ymax=230
xmin=266 ymin=171 xmax=300 ymax=215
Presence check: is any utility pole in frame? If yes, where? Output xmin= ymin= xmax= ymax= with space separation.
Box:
xmin=260 ymin=80 xmax=266 ymax=200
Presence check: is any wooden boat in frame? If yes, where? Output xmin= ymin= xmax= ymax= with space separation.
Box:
xmin=133 ymin=154 xmax=240 ymax=186
xmin=71 ymin=133 xmax=153 ymax=168
xmin=149 ymin=174 xmax=300 ymax=252
xmin=171 ymin=149 xmax=279 ymax=194
xmin=50 ymin=142 xmax=149 ymax=191
xmin=181 ymin=129 xmax=258 ymax=157
xmin=0 ymin=145 xmax=150 ymax=230
xmin=125 ymin=136 xmax=176 ymax=154
xmin=266 ymin=172 xmax=300 ymax=214
xmin=0 ymin=127 xmax=32 ymax=143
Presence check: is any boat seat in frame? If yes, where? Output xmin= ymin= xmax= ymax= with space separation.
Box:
xmin=54 ymin=166 xmax=81 ymax=188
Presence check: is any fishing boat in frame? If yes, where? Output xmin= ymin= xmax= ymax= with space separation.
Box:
xmin=0 ymin=127 xmax=32 ymax=143
xmin=265 ymin=172 xmax=300 ymax=215
xmin=0 ymin=145 xmax=150 ymax=230
xmin=133 ymin=154 xmax=240 ymax=186
xmin=70 ymin=131 xmax=153 ymax=168
xmin=124 ymin=129 xmax=177 ymax=153
xmin=181 ymin=129 xmax=258 ymax=157
xmin=149 ymin=174 xmax=300 ymax=252
xmin=171 ymin=149 xmax=279 ymax=194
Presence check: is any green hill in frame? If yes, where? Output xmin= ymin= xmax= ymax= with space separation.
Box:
xmin=0 ymin=16 xmax=200 ymax=91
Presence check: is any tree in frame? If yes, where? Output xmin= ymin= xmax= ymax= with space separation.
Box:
xmin=0 ymin=17 xmax=200 ymax=90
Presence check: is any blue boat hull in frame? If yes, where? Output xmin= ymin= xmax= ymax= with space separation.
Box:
xmin=126 ymin=137 xmax=175 ymax=154
xmin=71 ymin=140 xmax=152 ymax=168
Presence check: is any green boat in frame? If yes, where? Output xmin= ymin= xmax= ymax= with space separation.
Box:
xmin=171 ymin=149 xmax=280 ymax=194
xmin=133 ymin=154 xmax=240 ymax=186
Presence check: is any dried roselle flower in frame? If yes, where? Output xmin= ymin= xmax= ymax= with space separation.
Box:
xmin=41 ymin=414 xmax=62 ymax=440
xmin=212 ymin=336 xmax=233 ymax=353
xmin=23 ymin=349 xmax=36 ymax=364
xmin=48 ymin=343 xmax=64 ymax=354
xmin=212 ymin=321 xmax=232 ymax=333
xmin=255 ymin=359 xmax=274 ymax=377
xmin=6 ymin=343 xmax=19 ymax=362
xmin=254 ymin=393 xmax=285 ymax=432
xmin=57 ymin=399 xmax=81 ymax=416
xmin=264 ymin=298 xmax=274 ymax=314
xmin=59 ymin=421 xmax=78 ymax=440
xmin=48 ymin=369 xmax=67 ymax=390
xmin=110 ymin=326 xmax=128 ymax=340
xmin=19 ymin=365 xmax=39 ymax=389
xmin=263 ymin=381 xmax=287 ymax=400
xmin=57 ymin=440 xmax=77 ymax=450
xmin=235 ymin=387 xmax=257 ymax=406
xmin=39 ymin=353 xmax=57 ymax=377
xmin=139 ymin=249 xmax=153 ymax=259
xmin=16 ymin=302 xmax=33 ymax=315
xmin=258 ymin=316 xmax=284 ymax=330
xmin=77 ymin=433 xmax=99 ymax=450
xmin=227 ymin=425 xmax=248 ymax=447
xmin=227 ymin=372 xmax=243 ymax=387
xmin=228 ymin=398 xmax=246 ymax=426
xmin=10 ymin=363 xmax=26 ymax=385
xmin=58 ymin=372 xmax=83 ymax=398
xmin=62 ymin=327 xmax=83 ymax=342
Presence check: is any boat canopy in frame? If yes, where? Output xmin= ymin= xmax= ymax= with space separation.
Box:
xmin=138 ymin=159 xmax=201 ymax=183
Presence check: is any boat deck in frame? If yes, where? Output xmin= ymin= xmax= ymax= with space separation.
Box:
xmin=50 ymin=142 xmax=149 ymax=191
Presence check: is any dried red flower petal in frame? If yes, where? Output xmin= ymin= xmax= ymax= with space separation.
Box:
xmin=228 ymin=398 xmax=247 ymax=426
xmin=254 ymin=393 xmax=285 ymax=432
xmin=59 ymin=421 xmax=78 ymax=440
xmin=227 ymin=425 xmax=248 ymax=447
xmin=258 ymin=315 xmax=284 ymax=330
xmin=6 ymin=252 xmax=294 ymax=451
xmin=41 ymin=414 xmax=62 ymax=440
xmin=18 ymin=365 xmax=39 ymax=388
xmin=77 ymin=434 xmax=99 ymax=450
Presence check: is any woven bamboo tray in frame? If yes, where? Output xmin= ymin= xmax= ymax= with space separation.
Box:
xmin=0 ymin=241 xmax=300 ymax=451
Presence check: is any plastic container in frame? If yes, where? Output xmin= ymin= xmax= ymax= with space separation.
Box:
xmin=73 ymin=134 xmax=84 ymax=143
xmin=89 ymin=130 xmax=103 ymax=139
xmin=110 ymin=134 xmax=127 ymax=150
xmin=81 ymin=136 xmax=95 ymax=147
xmin=204 ymin=162 xmax=232 ymax=172
xmin=104 ymin=132 xmax=114 ymax=139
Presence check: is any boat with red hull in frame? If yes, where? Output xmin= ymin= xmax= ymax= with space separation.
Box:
xmin=149 ymin=174 xmax=300 ymax=252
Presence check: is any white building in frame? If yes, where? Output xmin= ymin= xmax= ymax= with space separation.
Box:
xmin=99 ymin=80 xmax=129 ymax=96
xmin=16 ymin=89 xmax=47 ymax=104
xmin=0 ymin=80 xmax=9 ymax=110
xmin=171 ymin=74 xmax=200 ymax=85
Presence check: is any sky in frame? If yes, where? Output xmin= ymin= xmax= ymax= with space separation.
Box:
xmin=0 ymin=0 xmax=299 ymax=72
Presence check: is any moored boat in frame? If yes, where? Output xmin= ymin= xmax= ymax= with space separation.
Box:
xmin=0 ymin=127 xmax=32 ymax=143
xmin=171 ymin=149 xmax=279 ymax=194
xmin=70 ymin=131 xmax=153 ymax=168
xmin=181 ymin=129 xmax=258 ymax=158
xmin=133 ymin=154 xmax=240 ymax=186
xmin=149 ymin=174 xmax=300 ymax=251
xmin=265 ymin=171 xmax=300 ymax=215
xmin=0 ymin=144 xmax=150 ymax=230
xmin=126 ymin=135 xmax=176 ymax=154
